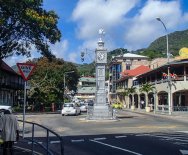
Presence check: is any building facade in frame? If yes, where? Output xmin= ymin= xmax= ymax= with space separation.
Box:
xmin=0 ymin=60 xmax=24 ymax=107
xmin=108 ymin=53 xmax=149 ymax=103
xmin=75 ymin=77 xmax=96 ymax=100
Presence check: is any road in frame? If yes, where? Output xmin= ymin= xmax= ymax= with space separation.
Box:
xmin=16 ymin=110 xmax=188 ymax=155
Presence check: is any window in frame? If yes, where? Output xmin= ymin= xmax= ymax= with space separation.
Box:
xmin=126 ymin=65 xmax=130 ymax=70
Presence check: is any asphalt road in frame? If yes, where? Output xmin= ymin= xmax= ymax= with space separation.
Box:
xmin=15 ymin=110 xmax=188 ymax=155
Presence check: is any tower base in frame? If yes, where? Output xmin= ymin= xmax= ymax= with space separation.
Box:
xmin=87 ymin=104 xmax=115 ymax=120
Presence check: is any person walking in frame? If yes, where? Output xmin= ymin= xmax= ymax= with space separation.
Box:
xmin=0 ymin=110 xmax=19 ymax=155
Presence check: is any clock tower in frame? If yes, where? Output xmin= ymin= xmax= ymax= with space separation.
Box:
xmin=88 ymin=29 xmax=113 ymax=120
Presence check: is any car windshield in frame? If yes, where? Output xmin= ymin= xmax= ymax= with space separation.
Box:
xmin=64 ymin=104 xmax=74 ymax=107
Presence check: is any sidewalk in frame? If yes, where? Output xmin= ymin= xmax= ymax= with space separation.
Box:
xmin=122 ymin=108 xmax=188 ymax=124
xmin=0 ymin=137 xmax=44 ymax=155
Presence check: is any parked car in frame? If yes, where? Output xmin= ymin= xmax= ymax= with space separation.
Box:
xmin=61 ymin=103 xmax=81 ymax=116
xmin=0 ymin=105 xmax=12 ymax=113
xmin=87 ymin=100 xmax=94 ymax=107
xmin=80 ymin=103 xmax=88 ymax=112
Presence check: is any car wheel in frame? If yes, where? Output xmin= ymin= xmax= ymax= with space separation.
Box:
xmin=62 ymin=114 xmax=64 ymax=116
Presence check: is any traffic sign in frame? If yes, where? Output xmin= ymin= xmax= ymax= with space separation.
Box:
xmin=17 ymin=63 xmax=36 ymax=81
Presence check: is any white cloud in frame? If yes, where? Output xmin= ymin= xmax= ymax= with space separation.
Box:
xmin=51 ymin=39 xmax=69 ymax=58
xmin=72 ymin=0 xmax=139 ymax=51
xmin=124 ymin=0 xmax=185 ymax=50
xmin=67 ymin=52 xmax=78 ymax=63
xmin=72 ymin=0 xmax=139 ymax=39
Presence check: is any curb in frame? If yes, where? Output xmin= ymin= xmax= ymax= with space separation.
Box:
xmin=122 ymin=109 xmax=188 ymax=124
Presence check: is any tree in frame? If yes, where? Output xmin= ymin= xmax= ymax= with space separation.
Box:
xmin=139 ymin=83 xmax=155 ymax=107
xmin=0 ymin=0 xmax=61 ymax=59
xmin=28 ymin=57 xmax=79 ymax=109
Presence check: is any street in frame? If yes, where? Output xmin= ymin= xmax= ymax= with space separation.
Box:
xmin=16 ymin=110 xmax=188 ymax=155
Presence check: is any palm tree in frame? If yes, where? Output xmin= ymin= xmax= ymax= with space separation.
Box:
xmin=139 ymin=83 xmax=155 ymax=108
xmin=122 ymin=87 xmax=136 ymax=108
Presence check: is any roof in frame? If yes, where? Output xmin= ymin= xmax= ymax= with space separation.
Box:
xmin=122 ymin=65 xmax=151 ymax=77
xmin=0 ymin=60 xmax=18 ymax=75
xmin=136 ymin=59 xmax=188 ymax=78
xmin=77 ymin=87 xmax=96 ymax=94
xmin=79 ymin=77 xmax=96 ymax=82
xmin=113 ymin=53 xmax=148 ymax=59
xmin=122 ymin=53 xmax=148 ymax=58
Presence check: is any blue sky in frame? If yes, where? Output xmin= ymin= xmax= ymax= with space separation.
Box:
xmin=4 ymin=0 xmax=188 ymax=66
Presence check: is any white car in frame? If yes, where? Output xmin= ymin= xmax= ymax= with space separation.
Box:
xmin=80 ymin=103 xmax=88 ymax=112
xmin=61 ymin=103 xmax=81 ymax=116
xmin=0 ymin=105 xmax=12 ymax=113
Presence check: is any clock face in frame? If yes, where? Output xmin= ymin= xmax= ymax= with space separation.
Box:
xmin=97 ymin=52 xmax=105 ymax=61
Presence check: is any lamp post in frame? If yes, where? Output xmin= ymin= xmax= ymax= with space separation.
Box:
xmin=63 ymin=71 xmax=75 ymax=108
xmin=156 ymin=17 xmax=172 ymax=115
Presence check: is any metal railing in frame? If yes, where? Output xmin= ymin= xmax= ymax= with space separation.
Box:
xmin=156 ymin=105 xmax=169 ymax=113
xmin=18 ymin=120 xmax=64 ymax=155
xmin=173 ymin=106 xmax=188 ymax=112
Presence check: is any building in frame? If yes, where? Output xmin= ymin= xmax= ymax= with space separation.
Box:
xmin=116 ymin=65 xmax=151 ymax=108
xmin=108 ymin=53 xmax=149 ymax=103
xmin=75 ymin=77 xmax=96 ymax=100
xmin=0 ymin=60 xmax=24 ymax=107
xmin=132 ymin=58 xmax=188 ymax=113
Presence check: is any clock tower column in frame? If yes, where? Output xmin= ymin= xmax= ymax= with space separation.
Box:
xmin=88 ymin=29 xmax=113 ymax=120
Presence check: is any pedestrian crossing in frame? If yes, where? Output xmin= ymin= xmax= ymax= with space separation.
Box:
xmin=135 ymin=132 xmax=188 ymax=147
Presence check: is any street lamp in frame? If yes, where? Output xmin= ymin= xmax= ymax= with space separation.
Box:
xmin=63 ymin=71 xmax=75 ymax=108
xmin=156 ymin=17 xmax=172 ymax=115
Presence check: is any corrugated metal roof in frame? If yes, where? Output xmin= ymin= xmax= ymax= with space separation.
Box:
xmin=79 ymin=77 xmax=96 ymax=82
xmin=0 ymin=60 xmax=18 ymax=75
xmin=77 ymin=87 xmax=96 ymax=94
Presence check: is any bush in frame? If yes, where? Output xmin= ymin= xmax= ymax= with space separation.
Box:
xmin=112 ymin=103 xmax=123 ymax=109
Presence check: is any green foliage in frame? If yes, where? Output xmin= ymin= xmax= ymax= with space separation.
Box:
xmin=139 ymin=83 xmax=155 ymax=94
xmin=147 ymin=29 xmax=188 ymax=57
xmin=0 ymin=0 xmax=61 ymax=59
xmin=107 ymin=48 xmax=128 ymax=62
xmin=76 ymin=62 xmax=95 ymax=77
xmin=138 ymin=50 xmax=165 ymax=60
xmin=28 ymin=57 xmax=79 ymax=107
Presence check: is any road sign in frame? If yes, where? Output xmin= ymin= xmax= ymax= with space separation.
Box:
xmin=17 ymin=63 xmax=36 ymax=81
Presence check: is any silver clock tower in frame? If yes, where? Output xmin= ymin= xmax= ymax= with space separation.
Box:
xmin=88 ymin=29 xmax=113 ymax=120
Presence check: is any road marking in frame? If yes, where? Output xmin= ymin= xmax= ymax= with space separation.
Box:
xmin=14 ymin=146 xmax=42 ymax=155
xmin=115 ymin=136 xmax=127 ymax=138
xmin=180 ymin=150 xmax=188 ymax=155
xmin=28 ymin=141 xmax=43 ymax=144
xmin=177 ymin=131 xmax=188 ymax=134
xmin=93 ymin=137 xmax=106 ymax=141
xmin=71 ymin=139 xmax=84 ymax=142
xmin=135 ymin=134 xmax=150 ymax=136
xmin=90 ymin=139 xmax=142 ymax=155
xmin=174 ymin=142 xmax=188 ymax=145
xmin=50 ymin=140 xmax=60 ymax=144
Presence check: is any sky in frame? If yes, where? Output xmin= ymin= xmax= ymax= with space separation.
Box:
xmin=4 ymin=0 xmax=188 ymax=66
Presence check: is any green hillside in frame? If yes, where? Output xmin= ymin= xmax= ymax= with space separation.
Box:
xmin=147 ymin=29 xmax=188 ymax=56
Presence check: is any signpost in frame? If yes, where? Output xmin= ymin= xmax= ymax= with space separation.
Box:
xmin=17 ymin=63 xmax=36 ymax=138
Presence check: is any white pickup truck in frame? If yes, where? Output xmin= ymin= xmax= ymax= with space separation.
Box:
xmin=0 ymin=105 xmax=12 ymax=113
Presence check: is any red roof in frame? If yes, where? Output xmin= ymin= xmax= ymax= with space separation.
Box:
xmin=0 ymin=60 xmax=17 ymax=74
xmin=122 ymin=65 xmax=151 ymax=77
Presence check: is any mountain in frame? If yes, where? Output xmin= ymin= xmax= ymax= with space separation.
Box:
xmin=145 ymin=29 xmax=188 ymax=57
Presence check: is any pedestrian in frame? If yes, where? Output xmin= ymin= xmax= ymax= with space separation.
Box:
xmin=0 ymin=110 xmax=19 ymax=155
xmin=140 ymin=100 xmax=144 ymax=109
